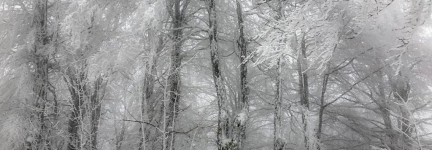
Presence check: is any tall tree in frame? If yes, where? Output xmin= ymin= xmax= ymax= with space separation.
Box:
xmin=234 ymin=0 xmax=249 ymax=149
xmin=205 ymin=0 xmax=231 ymax=149
xmin=296 ymin=33 xmax=310 ymax=150
xmin=138 ymin=27 xmax=164 ymax=150
xmin=31 ymin=0 xmax=51 ymax=149
xmin=165 ymin=0 xmax=190 ymax=149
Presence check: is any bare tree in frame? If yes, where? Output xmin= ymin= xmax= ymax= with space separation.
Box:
xmin=165 ymin=0 xmax=190 ymax=149
xmin=30 ymin=0 xmax=52 ymax=149
xmin=234 ymin=0 xmax=249 ymax=149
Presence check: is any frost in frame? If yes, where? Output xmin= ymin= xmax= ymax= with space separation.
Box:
xmin=253 ymin=1 xmax=340 ymax=74
xmin=222 ymin=137 xmax=231 ymax=145
xmin=236 ymin=109 xmax=247 ymax=125
xmin=0 ymin=0 xmax=430 ymax=149
xmin=0 ymin=113 xmax=26 ymax=150
xmin=370 ymin=145 xmax=388 ymax=150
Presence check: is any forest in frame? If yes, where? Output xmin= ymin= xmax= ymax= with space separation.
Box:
xmin=1 ymin=0 xmax=432 ymax=150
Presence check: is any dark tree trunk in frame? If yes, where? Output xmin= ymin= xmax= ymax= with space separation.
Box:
xmin=297 ymin=33 xmax=310 ymax=150
xmin=206 ymin=0 xmax=230 ymax=149
xmin=65 ymin=67 xmax=87 ymax=150
xmin=65 ymin=69 xmax=105 ymax=150
xmin=31 ymin=0 xmax=50 ymax=149
xmin=273 ymin=1 xmax=285 ymax=149
xmin=235 ymin=0 xmax=249 ymax=149
xmin=90 ymin=76 xmax=105 ymax=150
xmin=274 ymin=59 xmax=284 ymax=150
xmin=165 ymin=0 xmax=189 ymax=149
xmin=316 ymin=73 xmax=329 ymax=143
xmin=298 ymin=34 xmax=309 ymax=109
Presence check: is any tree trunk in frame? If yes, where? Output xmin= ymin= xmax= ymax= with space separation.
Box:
xmin=234 ymin=1 xmax=249 ymax=149
xmin=138 ymin=33 xmax=163 ymax=150
xmin=297 ymin=33 xmax=310 ymax=150
xmin=165 ymin=1 xmax=189 ymax=149
xmin=316 ymin=72 xmax=329 ymax=146
xmin=206 ymin=0 xmax=230 ymax=149
xmin=65 ymin=67 xmax=87 ymax=150
xmin=90 ymin=76 xmax=105 ymax=150
xmin=65 ymin=68 xmax=105 ymax=150
xmin=273 ymin=1 xmax=285 ymax=149
xmin=65 ymin=12 xmax=97 ymax=150
xmin=274 ymin=59 xmax=284 ymax=150
xmin=31 ymin=1 xmax=50 ymax=149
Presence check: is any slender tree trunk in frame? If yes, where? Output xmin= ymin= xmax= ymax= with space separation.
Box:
xmin=316 ymin=72 xmax=329 ymax=144
xmin=167 ymin=46 xmax=181 ymax=150
xmin=298 ymin=33 xmax=309 ymax=109
xmin=138 ymin=34 xmax=163 ymax=150
xmin=234 ymin=1 xmax=249 ymax=149
xmin=206 ymin=0 xmax=230 ymax=149
xmin=274 ymin=59 xmax=284 ymax=150
xmin=90 ymin=76 xmax=105 ymax=150
xmin=273 ymin=1 xmax=285 ymax=149
xmin=165 ymin=1 xmax=189 ymax=149
xmin=297 ymin=33 xmax=310 ymax=150
xmin=138 ymin=62 xmax=151 ymax=150
xmin=31 ymin=1 xmax=50 ymax=149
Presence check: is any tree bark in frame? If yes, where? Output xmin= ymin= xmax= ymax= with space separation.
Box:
xmin=316 ymin=72 xmax=329 ymax=143
xmin=234 ymin=0 xmax=249 ymax=149
xmin=273 ymin=1 xmax=285 ymax=149
xmin=274 ymin=59 xmax=285 ymax=150
xmin=297 ymin=33 xmax=310 ymax=150
xmin=206 ymin=0 xmax=230 ymax=149
xmin=90 ymin=76 xmax=105 ymax=150
xmin=165 ymin=0 xmax=189 ymax=149
xmin=65 ymin=67 xmax=106 ymax=150
xmin=31 ymin=1 xmax=50 ymax=149
xmin=65 ymin=66 xmax=87 ymax=150
xmin=65 ymin=20 xmax=101 ymax=150
xmin=64 ymin=67 xmax=87 ymax=150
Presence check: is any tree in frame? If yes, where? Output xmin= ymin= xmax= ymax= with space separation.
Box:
xmin=205 ymin=0 xmax=229 ymax=149
xmin=165 ymin=0 xmax=190 ymax=149
xmin=30 ymin=0 xmax=51 ymax=149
